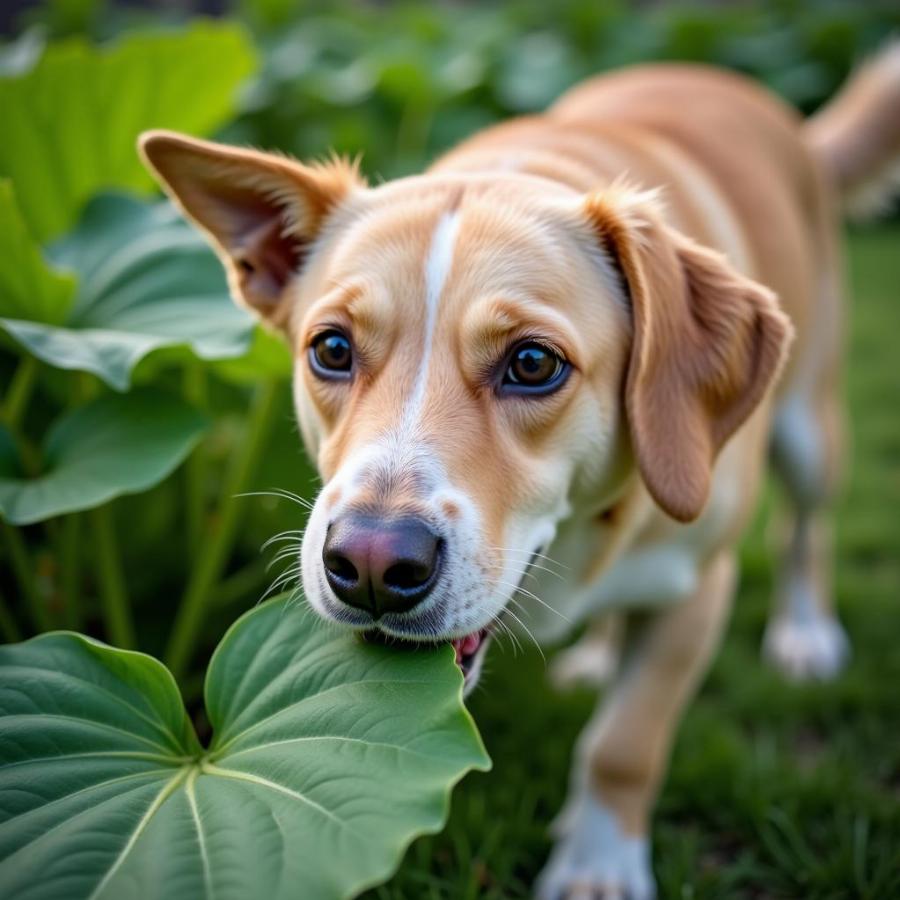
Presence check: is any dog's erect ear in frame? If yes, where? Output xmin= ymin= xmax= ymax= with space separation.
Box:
xmin=138 ymin=130 xmax=364 ymax=329
xmin=584 ymin=189 xmax=793 ymax=522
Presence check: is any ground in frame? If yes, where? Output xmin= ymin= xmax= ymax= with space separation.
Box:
xmin=363 ymin=225 xmax=900 ymax=900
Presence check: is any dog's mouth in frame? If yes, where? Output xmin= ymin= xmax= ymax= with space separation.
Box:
xmin=357 ymin=547 xmax=542 ymax=689
xmin=361 ymin=625 xmax=493 ymax=687
xmin=450 ymin=627 xmax=493 ymax=680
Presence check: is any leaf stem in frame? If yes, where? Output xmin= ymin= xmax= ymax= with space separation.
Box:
xmin=0 ymin=589 xmax=22 ymax=643
xmin=183 ymin=363 xmax=209 ymax=553
xmin=2 ymin=354 xmax=38 ymax=429
xmin=165 ymin=379 xmax=281 ymax=679
xmin=90 ymin=504 xmax=136 ymax=648
xmin=2 ymin=521 xmax=51 ymax=632
xmin=59 ymin=513 xmax=82 ymax=630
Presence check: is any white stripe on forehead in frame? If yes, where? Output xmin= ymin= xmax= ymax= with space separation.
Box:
xmin=401 ymin=210 xmax=461 ymax=428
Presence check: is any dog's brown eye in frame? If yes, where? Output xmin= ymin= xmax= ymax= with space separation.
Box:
xmin=503 ymin=342 xmax=567 ymax=393
xmin=310 ymin=330 xmax=352 ymax=378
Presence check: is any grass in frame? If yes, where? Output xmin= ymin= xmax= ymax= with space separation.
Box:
xmin=365 ymin=225 xmax=900 ymax=899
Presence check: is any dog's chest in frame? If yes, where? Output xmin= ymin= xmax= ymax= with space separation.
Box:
xmin=519 ymin=529 xmax=702 ymax=643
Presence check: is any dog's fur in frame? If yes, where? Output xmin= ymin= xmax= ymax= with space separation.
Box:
xmin=140 ymin=47 xmax=900 ymax=898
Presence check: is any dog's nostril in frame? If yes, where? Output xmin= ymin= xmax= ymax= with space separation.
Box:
xmin=383 ymin=561 xmax=430 ymax=591
xmin=324 ymin=552 xmax=358 ymax=584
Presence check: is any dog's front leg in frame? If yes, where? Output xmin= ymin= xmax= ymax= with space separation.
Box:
xmin=536 ymin=553 xmax=736 ymax=900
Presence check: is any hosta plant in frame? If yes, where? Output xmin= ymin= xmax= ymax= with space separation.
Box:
xmin=1 ymin=189 xmax=255 ymax=392
xmin=0 ymin=595 xmax=490 ymax=899
xmin=0 ymin=21 xmax=283 ymax=658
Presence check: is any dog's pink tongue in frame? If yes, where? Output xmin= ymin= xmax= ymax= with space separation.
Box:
xmin=451 ymin=632 xmax=481 ymax=663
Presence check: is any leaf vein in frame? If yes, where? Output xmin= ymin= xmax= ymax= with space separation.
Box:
xmin=185 ymin=768 xmax=214 ymax=900
xmin=200 ymin=762 xmax=367 ymax=841
xmin=87 ymin=766 xmax=191 ymax=900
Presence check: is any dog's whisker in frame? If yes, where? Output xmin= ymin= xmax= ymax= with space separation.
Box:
xmin=265 ymin=555 xmax=299 ymax=575
xmin=493 ymin=577 xmax=570 ymax=624
xmin=521 ymin=562 xmax=567 ymax=582
xmin=266 ymin=535 xmax=304 ymax=550
xmin=262 ymin=566 xmax=303 ymax=601
xmin=512 ymin=584 xmax=571 ymax=623
xmin=261 ymin=529 xmax=306 ymax=551
xmin=274 ymin=586 xmax=310 ymax=616
xmin=502 ymin=605 xmax=545 ymax=664
xmin=492 ymin=615 xmax=522 ymax=657
xmin=262 ymin=487 xmax=315 ymax=508
xmin=264 ymin=541 xmax=303 ymax=568
xmin=237 ymin=488 xmax=314 ymax=511
xmin=488 ymin=546 xmax=570 ymax=574
xmin=267 ymin=544 xmax=303 ymax=564
xmin=265 ymin=561 xmax=301 ymax=587
xmin=487 ymin=558 xmax=566 ymax=582
xmin=264 ymin=548 xmax=303 ymax=570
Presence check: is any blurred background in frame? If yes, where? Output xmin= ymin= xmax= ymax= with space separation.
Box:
xmin=1 ymin=1 xmax=898 ymax=897
xmin=4 ymin=0 xmax=900 ymax=175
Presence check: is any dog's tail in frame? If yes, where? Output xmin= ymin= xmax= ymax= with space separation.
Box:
xmin=806 ymin=42 xmax=900 ymax=218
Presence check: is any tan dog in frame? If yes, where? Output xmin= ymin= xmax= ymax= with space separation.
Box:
xmin=140 ymin=47 xmax=900 ymax=899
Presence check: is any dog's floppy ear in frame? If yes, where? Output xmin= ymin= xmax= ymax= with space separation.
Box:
xmin=584 ymin=189 xmax=793 ymax=522
xmin=138 ymin=130 xmax=364 ymax=329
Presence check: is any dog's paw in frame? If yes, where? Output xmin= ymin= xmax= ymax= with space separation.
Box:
xmin=535 ymin=797 xmax=654 ymax=900
xmin=550 ymin=640 xmax=618 ymax=690
xmin=763 ymin=611 xmax=850 ymax=681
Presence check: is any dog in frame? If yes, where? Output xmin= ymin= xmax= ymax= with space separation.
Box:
xmin=140 ymin=46 xmax=900 ymax=899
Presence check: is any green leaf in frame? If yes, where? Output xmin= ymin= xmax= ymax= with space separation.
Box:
xmin=0 ymin=596 xmax=490 ymax=899
xmin=0 ymin=22 xmax=257 ymax=242
xmin=0 ymin=387 xmax=207 ymax=525
xmin=1 ymin=194 xmax=255 ymax=390
xmin=0 ymin=180 xmax=75 ymax=326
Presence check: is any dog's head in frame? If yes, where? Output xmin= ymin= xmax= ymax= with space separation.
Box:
xmin=141 ymin=131 xmax=791 ymax=686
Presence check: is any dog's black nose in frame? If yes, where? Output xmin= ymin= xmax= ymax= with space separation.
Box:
xmin=322 ymin=515 xmax=442 ymax=617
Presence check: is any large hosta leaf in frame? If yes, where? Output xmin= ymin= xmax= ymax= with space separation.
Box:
xmin=1 ymin=195 xmax=255 ymax=390
xmin=0 ymin=22 xmax=256 ymax=242
xmin=0 ymin=596 xmax=490 ymax=899
xmin=0 ymin=180 xmax=75 ymax=326
xmin=0 ymin=388 xmax=207 ymax=525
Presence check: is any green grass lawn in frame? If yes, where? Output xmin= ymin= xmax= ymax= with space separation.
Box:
xmin=365 ymin=225 xmax=900 ymax=900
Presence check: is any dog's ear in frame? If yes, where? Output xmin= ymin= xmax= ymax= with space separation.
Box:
xmin=138 ymin=130 xmax=364 ymax=329
xmin=584 ymin=189 xmax=793 ymax=522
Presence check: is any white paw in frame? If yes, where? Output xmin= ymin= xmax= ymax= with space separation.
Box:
xmin=763 ymin=611 xmax=850 ymax=681
xmin=550 ymin=641 xmax=618 ymax=690
xmin=535 ymin=797 xmax=655 ymax=900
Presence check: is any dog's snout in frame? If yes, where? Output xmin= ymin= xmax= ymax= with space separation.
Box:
xmin=322 ymin=515 xmax=442 ymax=617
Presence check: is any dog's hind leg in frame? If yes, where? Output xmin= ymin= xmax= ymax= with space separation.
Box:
xmin=765 ymin=387 xmax=850 ymax=679
xmin=765 ymin=238 xmax=850 ymax=681
xmin=536 ymin=552 xmax=734 ymax=900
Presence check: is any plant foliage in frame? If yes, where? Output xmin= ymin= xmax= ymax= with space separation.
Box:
xmin=0 ymin=595 xmax=490 ymax=900
xmin=2 ymin=194 xmax=254 ymax=390
xmin=0 ymin=388 xmax=207 ymax=524
xmin=0 ymin=181 xmax=75 ymax=326
xmin=0 ymin=22 xmax=256 ymax=242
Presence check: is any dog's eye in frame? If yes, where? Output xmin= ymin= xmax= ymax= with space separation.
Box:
xmin=310 ymin=330 xmax=353 ymax=378
xmin=502 ymin=342 xmax=568 ymax=394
